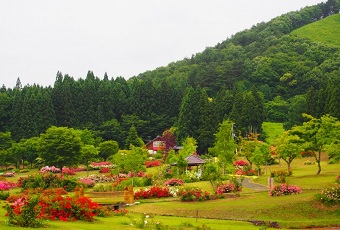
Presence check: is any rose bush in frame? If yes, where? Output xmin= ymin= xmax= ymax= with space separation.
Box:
xmin=134 ymin=186 xmax=172 ymax=200
xmin=269 ymin=184 xmax=302 ymax=196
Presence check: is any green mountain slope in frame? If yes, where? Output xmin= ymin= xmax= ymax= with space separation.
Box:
xmin=291 ymin=14 xmax=340 ymax=47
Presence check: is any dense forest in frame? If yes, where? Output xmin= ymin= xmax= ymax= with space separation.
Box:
xmin=0 ymin=0 xmax=340 ymax=155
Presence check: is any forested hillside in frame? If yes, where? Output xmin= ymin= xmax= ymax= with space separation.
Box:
xmin=0 ymin=0 xmax=340 ymax=154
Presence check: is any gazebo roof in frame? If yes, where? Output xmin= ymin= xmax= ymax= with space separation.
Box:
xmin=185 ymin=154 xmax=205 ymax=166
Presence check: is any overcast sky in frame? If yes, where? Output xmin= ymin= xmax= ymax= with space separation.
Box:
xmin=0 ymin=0 xmax=324 ymax=88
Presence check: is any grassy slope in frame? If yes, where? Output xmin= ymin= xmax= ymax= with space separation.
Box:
xmin=291 ymin=14 xmax=340 ymax=47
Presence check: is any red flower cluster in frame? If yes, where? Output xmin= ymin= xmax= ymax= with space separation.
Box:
xmin=233 ymin=160 xmax=249 ymax=167
xmin=179 ymin=187 xmax=213 ymax=202
xmin=134 ymin=186 xmax=172 ymax=200
xmin=145 ymin=160 xmax=161 ymax=168
xmin=7 ymin=190 xmax=110 ymax=222
xmin=99 ymin=167 xmax=110 ymax=173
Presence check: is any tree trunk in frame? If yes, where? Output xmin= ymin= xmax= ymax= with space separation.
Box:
xmin=287 ymin=162 xmax=291 ymax=172
xmin=316 ymin=151 xmax=321 ymax=175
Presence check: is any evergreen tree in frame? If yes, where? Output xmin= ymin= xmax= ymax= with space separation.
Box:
xmin=125 ymin=125 xmax=144 ymax=149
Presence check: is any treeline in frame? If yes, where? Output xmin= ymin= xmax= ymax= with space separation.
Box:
xmin=1 ymin=0 xmax=340 ymax=154
xmin=0 ymin=73 xmax=265 ymax=154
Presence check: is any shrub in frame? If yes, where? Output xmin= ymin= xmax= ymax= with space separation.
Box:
xmin=134 ymin=186 xmax=172 ymax=200
xmin=216 ymin=182 xmax=242 ymax=194
xmin=164 ymin=178 xmax=184 ymax=186
xmin=93 ymin=183 xmax=114 ymax=192
xmin=19 ymin=173 xmax=78 ymax=192
xmin=3 ymin=172 xmax=15 ymax=177
xmin=145 ymin=160 xmax=161 ymax=168
xmin=270 ymin=170 xmax=291 ymax=183
xmin=40 ymin=166 xmax=60 ymax=173
xmin=179 ymin=187 xmax=214 ymax=202
xmin=99 ymin=167 xmax=110 ymax=173
xmin=233 ymin=160 xmax=249 ymax=167
xmin=78 ymin=178 xmax=96 ymax=188
xmin=5 ymin=192 xmax=110 ymax=225
xmin=336 ymin=176 xmax=340 ymax=184
xmin=0 ymin=191 xmax=10 ymax=200
xmin=62 ymin=167 xmax=76 ymax=175
xmin=315 ymin=185 xmax=340 ymax=205
xmin=90 ymin=162 xmax=114 ymax=170
xmin=5 ymin=196 xmax=44 ymax=227
xmin=269 ymin=184 xmax=302 ymax=196
xmin=87 ymin=174 xmax=115 ymax=183
xmin=0 ymin=181 xmax=17 ymax=191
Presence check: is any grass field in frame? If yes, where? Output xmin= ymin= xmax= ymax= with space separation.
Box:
xmin=291 ymin=14 xmax=340 ymax=47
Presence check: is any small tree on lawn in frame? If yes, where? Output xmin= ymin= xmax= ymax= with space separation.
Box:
xmin=291 ymin=114 xmax=340 ymax=174
xmin=238 ymin=133 xmax=258 ymax=170
xmin=39 ymin=126 xmax=82 ymax=172
xmin=251 ymin=142 xmax=271 ymax=176
xmin=275 ymin=131 xmax=303 ymax=172
xmin=202 ymin=161 xmax=221 ymax=190
xmin=81 ymin=145 xmax=99 ymax=176
xmin=209 ymin=120 xmax=236 ymax=175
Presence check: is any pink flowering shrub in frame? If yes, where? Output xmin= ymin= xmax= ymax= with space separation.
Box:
xmin=90 ymin=162 xmax=113 ymax=170
xmin=62 ymin=168 xmax=76 ymax=175
xmin=127 ymin=171 xmax=146 ymax=178
xmin=78 ymin=178 xmax=96 ymax=188
xmin=0 ymin=181 xmax=17 ymax=191
xmin=40 ymin=166 xmax=60 ymax=173
xmin=216 ymin=183 xmax=242 ymax=194
xmin=269 ymin=184 xmax=302 ymax=196
xmin=315 ymin=184 xmax=340 ymax=205
xmin=235 ymin=169 xmax=247 ymax=175
xmin=164 ymin=178 xmax=184 ymax=186
xmin=3 ymin=172 xmax=16 ymax=177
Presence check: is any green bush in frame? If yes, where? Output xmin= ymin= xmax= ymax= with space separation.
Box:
xmin=19 ymin=173 xmax=78 ymax=192
xmin=0 ymin=191 xmax=10 ymax=200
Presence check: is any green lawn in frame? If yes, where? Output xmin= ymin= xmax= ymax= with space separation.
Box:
xmin=291 ymin=14 xmax=340 ymax=47
xmin=1 ymin=146 xmax=340 ymax=229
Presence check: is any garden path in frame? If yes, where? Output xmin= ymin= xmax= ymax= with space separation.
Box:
xmin=240 ymin=178 xmax=269 ymax=192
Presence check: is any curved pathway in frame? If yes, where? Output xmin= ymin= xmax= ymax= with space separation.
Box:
xmin=240 ymin=177 xmax=269 ymax=192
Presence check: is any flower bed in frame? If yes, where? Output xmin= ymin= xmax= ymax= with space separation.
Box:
xmin=269 ymin=184 xmax=302 ymax=196
xmin=5 ymin=188 xmax=111 ymax=227
xmin=78 ymin=178 xmax=96 ymax=187
xmin=134 ymin=186 xmax=172 ymax=200
xmin=179 ymin=187 xmax=215 ymax=202
xmin=216 ymin=183 xmax=241 ymax=194
xmin=90 ymin=162 xmax=114 ymax=170
xmin=0 ymin=181 xmax=17 ymax=191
